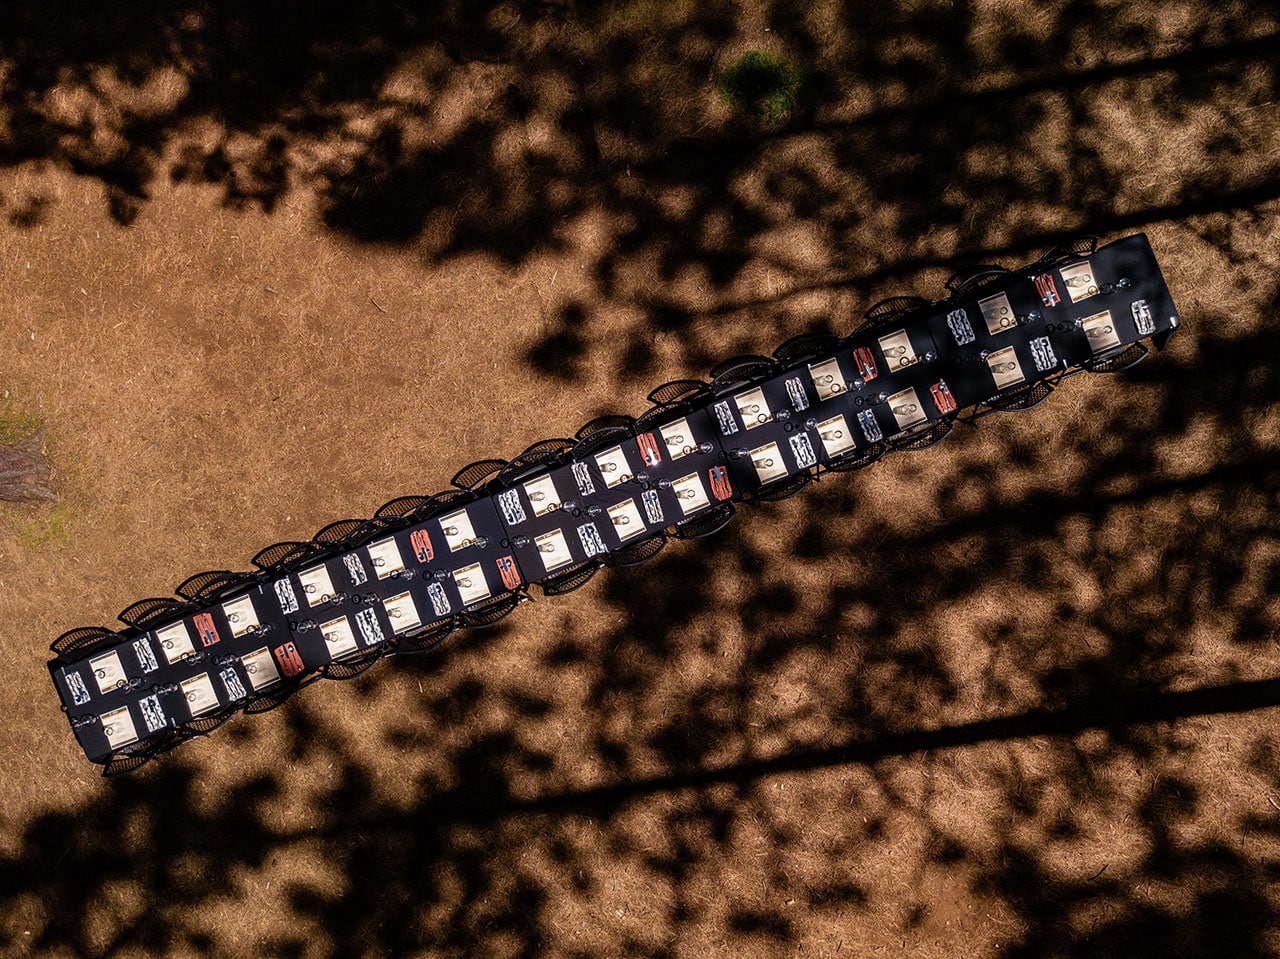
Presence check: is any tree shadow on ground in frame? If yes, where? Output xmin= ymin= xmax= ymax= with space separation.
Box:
xmin=4 ymin=1 xmax=1280 ymax=957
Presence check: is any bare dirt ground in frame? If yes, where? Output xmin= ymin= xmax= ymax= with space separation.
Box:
xmin=1 ymin=1 xmax=1279 ymax=956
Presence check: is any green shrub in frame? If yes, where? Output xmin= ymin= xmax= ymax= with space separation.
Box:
xmin=716 ymin=51 xmax=808 ymax=124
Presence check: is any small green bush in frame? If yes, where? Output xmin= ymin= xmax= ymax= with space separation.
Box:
xmin=716 ymin=51 xmax=807 ymax=124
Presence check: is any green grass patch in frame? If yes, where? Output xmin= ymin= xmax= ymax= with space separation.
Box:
xmin=0 ymin=408 xmax=40 ymax=445
xmin=10 ymin=503 xmax=74 ymax=550
xmin=716 ymin=51 xmax=810 ymax=125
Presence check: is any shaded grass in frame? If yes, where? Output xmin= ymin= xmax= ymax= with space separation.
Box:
xmin=716 ymin=51 xmax=811 ymax=125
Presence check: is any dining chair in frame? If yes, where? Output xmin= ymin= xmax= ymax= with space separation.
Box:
xmin=606 ymin=533 xmax=668 ymax=568
xmin=646 ymin=378 xmax=710 ymax=405
xmin=243 ymin=673 xmax=322 ymax=714
xmin=540 ymin=559 xmax=602 ymax=596
xmin=944 ymin=266 xmax=1011 ymax=300
xmin=1083 ymin=342 xmax=1149 ymax=374
xmin=117 ymin=597 xmax=199 ymax=630
xmin=824 ymin=443 xmax=887 ymax=474
xmin=321 ymin=646 xmax=386 ymax=681
xmin=857 ymin=295 xmax=929 ymax=334
xmin=312 ymin=518 xmax=366 ymax=544
xmin=394 ymin=618 xmax=457 ymax=656
xmin=50 ymin=625 xmax=126 ymax=662
xmin=450 ymin=459 xmax=508 ymax=491
xmin=458 ymin=593 xmax=524 ymax=628
xmin=772 ymin=331 xmax=840 ymax=364
xmin=1030 ymin=235 xmax=1098 ymax=270
xmin=751 ymin=472 xmax=812 ymax=503
xmin=575 ymin=414 xmax=636 ymax=440
xmin=889 ymin=419 xmax=953 ymax=452
xmin=174 ymin=569 xmax=259 ymax=603
xmin=673 ymin=502 xmax=736 ymax=540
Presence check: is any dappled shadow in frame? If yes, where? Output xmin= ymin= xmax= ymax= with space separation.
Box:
xmin=5 ymin=0 xmax=1280 ymax=956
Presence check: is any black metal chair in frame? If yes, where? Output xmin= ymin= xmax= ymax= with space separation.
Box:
xmin=1084 ymin=342 xmax=1149 ymax=374
xmin=575 ymin=414 xmax=635 ymax=440
xmin=709 ymin=354 xmax=775 ymax=389
xmin=251 ymin=540 xmax=328 ymax=573
xmin=313 ymin=519 xmax=366 ymax=544
xmin=180 ymin=703 xmax=241 ymax=736
xmin=102 ymin=734 xmax=178 ymax=777
xmin=450 ymin=459 xmax=507 ymax=491
xmin=458 ymin=593 xmax=524 ymax=628
xmin=858 ymin=295 xmax=929 ymax=334
xmin=175 ymin=569 xmax=258 ymax=603
xmin=374 ymin=495 xmax=433 ymax=520
xmin=520 ymin=437 xmax=575 ymax=458
xmin=103 ymin=751 xmax=154 ymax=776
xmin=494 ymin=438 xmax=574 ymax=486
xmin=427 ymin=488 xmax=477 ymax=506
xmin=118 ymin=597 xmax=199 ymax=630
xmin=50 ymin=625 xmax=124 ymax=661
xmin=647 ymin=379 xmax=709 ymax=405
xmin=751 ymin=472 xmax=812 ymax=503
xmin=633 ymin=401 xmax=688 ymax=433
xmin=418 ymin=488 xmax=478 ymax=520
xmin=321 ymin=646 xmax=386 ymax=681
xmin=945 ymin=266 xmax=1011 ymax=301
xmin=974 ymin=380 xmax=1056 ymax=418
xmin=605 ymin=533 xmax=668 ymax=568
xmin=673 ymin=502 xmax=736 ymax=540
xmin=571 ymin=422 xmax=634 ymax=459
xmin=772 ymin=332 xmax=840 ymax=364
xmin=394 ymin=619 xmax=457 ymax=655
xmin=251 ymin=541 xmax=307 ymax=572
xmin=824 ymin=443 xmax=887 ymax=473
xmin=333 ymin=516 xmax=401 ymax=547
xmin=496 ymin=435 xmax=573 ymax=473
xmin=539 ymin=560 xmax=601 ymax=596
xmin=1031 ymin=235 xmax=1098 ymax=269
xmin=243 ymin=674 xmax=321 ymax=714
xmin=890 ymin=419 xmax=954 ymax=452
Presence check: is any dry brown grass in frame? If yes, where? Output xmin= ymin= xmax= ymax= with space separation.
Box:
xmin=1 ymin=1 xmax=1279 ymax=957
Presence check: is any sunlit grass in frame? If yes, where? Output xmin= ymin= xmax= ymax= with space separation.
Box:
xmin=0 ymin=408 xmax=40 ymax=445
xmin=11 ymin=503 xmax=74 ymax=550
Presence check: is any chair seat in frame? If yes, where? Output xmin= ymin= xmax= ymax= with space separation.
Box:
xmin=1084 ymin=342 xmax=1149 ymax=374
xmin=752 ymin=472 xmax=812 ymax=503
xmin=395 ymin=619 xmax=457 ymax=655
xmin=647 ymin=379 xmax=709 ymax=405
xmin=459 ymin=594 xmax=523 ymax=628
xmin=606 ymin=533 xmax=667 ymax=568
xmin=258 ymin=541 xmax=327 ymax=573
xmin=321 ymin=646 xmax=386 ymax=681
xmin=576 ymin=414 xmax=635 ymax=440
xmin=118 ymin=597 xmax=198 ymax=630
xmin=890 ymin=419 xmax=954 ymax=452
xmin=50 ymin=625 xmax=123 ymax=660
xmin=824 ymin=443 xmax=886 ymax=473
xmin=313 ymin=519 xmax=366 ymax=544
xmin=945 ymin=266 xmax=1010 ymax=299
xmin=450 ymin=459 xmax=507 ymax=491
xmin=709 ymin=355 xmax=775 ymax=388
xmin=540 ymin=560 xmax=601 ymax=596
xmin=674 ymin=502 xmax=736 ymax=540
xmin=773 ymin=332 xmax=840 ymax=364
